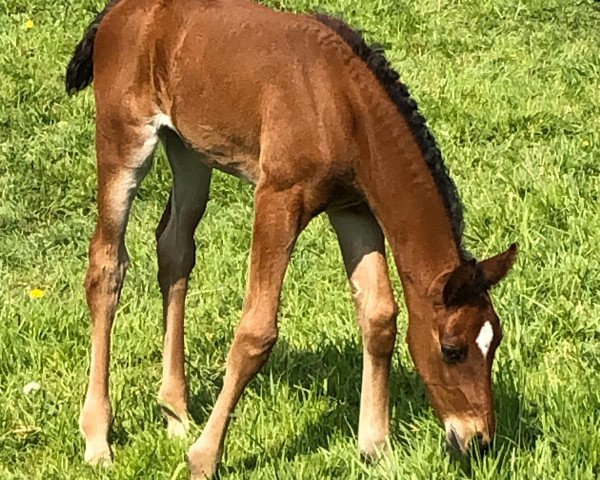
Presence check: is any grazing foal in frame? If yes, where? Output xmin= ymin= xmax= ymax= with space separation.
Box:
xmin=66 ymin=0 xmax=517 ymax=477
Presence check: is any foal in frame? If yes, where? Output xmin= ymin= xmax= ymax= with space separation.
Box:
xmin=66 ymin=0 xmax=517 ymax=477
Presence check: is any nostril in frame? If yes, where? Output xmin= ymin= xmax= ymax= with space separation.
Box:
xmin=480 ymin=440 xmax=490 ymax=455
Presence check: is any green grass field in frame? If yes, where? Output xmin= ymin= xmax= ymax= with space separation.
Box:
xmin=1 ymin=0 xmax=599 ymax=478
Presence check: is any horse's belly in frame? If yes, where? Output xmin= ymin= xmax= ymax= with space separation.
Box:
xmin=163 ymin=116 xmax=261 ymax=184
xmin=199 ymin=150 xmax=259 ymax=185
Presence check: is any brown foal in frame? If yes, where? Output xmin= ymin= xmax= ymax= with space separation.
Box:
xmin=66 ymin=0 xmax=517 ymax=477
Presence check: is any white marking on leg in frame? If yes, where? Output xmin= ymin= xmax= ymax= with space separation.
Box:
xmin=108 ymin=117 xmax=164 ymax=223
xmin=154 ymin=113 xmax=177 ymax=132
xmin=109 ymin=157 xmax=152 ymax=224
xmin=476 ymin=321 xmax=493 ymax=358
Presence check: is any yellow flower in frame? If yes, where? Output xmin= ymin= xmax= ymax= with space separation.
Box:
xmin=29 ymin=288 xmax=45 ymax=299
xmin=25 ymin=19 xmax=34 ymax=29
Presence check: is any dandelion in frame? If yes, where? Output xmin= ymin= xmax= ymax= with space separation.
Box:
xmin=29 ymin=288 xmax=45 ymax=299
xmin=25 ymin=19 xmax=34 ymax=29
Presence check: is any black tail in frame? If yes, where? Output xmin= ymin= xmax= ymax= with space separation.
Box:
xmin=65 ymin=0 xmax=121 ymax=95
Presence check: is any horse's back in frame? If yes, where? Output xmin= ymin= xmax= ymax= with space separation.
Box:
xmin=93 ymin=0 xmax=360 ymax=187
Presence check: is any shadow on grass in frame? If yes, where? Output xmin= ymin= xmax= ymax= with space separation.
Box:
xmin=489 ymin=366 xmax=542 ymax=469
xmin=109 ymin=401 xmax=131 ymax=448
xmin=187 ymin=338 xmax=540 ymax=475
xmin=187 ymin=338 xmax=428 ymax=472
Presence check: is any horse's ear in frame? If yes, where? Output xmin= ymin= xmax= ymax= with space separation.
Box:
xmin=478 ymin=243 xmax=518 ymax=288
xmin=442 ymin=260 xmax=478 ymax=306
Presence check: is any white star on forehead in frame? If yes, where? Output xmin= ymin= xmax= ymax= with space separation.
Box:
xmin=476 ymin=321 xmax=494 ymax=358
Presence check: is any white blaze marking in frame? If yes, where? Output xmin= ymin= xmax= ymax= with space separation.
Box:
xmin=476 ymin=321 xmax=494 ymax=358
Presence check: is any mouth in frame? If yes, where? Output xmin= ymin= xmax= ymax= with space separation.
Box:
xmin=445 ymin=427 xmax=490 ymax=457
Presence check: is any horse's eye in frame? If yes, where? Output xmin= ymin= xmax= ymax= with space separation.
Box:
xmin=441 ymin=344 xmax=467 ymax=364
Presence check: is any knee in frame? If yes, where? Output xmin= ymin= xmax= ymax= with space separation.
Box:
xmin=232 ymin=318 xmax=279 ymax=364
xmin=362 ymin=298 xmax=398 ymax=357
xmin=235 ymin=326 xmax=278 ymax=359
xmin=156 ymin=227 xmax=196 ymax=283
xmin=227 ymin=321 xmax=278 ymax=380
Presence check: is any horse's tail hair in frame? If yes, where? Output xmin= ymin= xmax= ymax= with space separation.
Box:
xmin=65 ymin=0 xmax=121 ymax=95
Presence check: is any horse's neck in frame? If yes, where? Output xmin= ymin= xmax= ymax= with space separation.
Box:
xmin=354 ymin=99 xmax=462 ymax=298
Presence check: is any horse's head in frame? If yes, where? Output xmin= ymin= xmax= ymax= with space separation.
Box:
xmin=408 ymin=244 xmax=517 ymax=455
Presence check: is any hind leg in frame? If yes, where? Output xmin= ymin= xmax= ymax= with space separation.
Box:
xmin=328 ymin=203 xmax=398 ymax=458
xmin=156 ymin=130 xmax=212 ymax=438
xmin=80 ymin=117 xmax=156 ymax=465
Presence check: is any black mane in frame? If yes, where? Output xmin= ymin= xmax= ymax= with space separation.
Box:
xmin=313 ymin=13 xmax=467 ymax=256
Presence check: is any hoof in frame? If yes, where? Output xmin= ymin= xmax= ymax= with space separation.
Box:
xmin=160 ymin=402 xmax=191 ymax=439
xmin=359 ymin=436 xmax=391 ymax=463
xmin=166 ymin=413 xmax=190 ymax=439
xmin=84 ymin=439 xmax=113 ymax=467
xmin=79 ymin=396 xmax=112 ymax=466
xmin=188 ymin=443 xmax=221 ymax=480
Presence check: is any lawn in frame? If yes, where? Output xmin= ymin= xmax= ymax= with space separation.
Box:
xmin=1 ymin=0 xmax=599 ymax=478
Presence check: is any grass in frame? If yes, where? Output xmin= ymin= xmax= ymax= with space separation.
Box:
xmin=1 ymin=0 xmax=599 ymax=478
